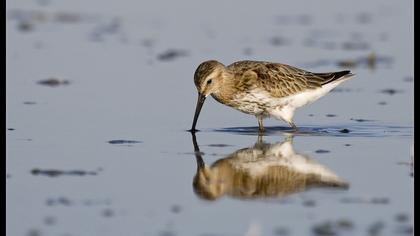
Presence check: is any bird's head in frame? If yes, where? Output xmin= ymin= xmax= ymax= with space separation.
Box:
xmin=190 ymin=60 xmax=226 ymax=132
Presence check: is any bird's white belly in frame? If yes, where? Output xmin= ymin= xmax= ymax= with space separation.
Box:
xmin=232 ymin=81 xmax=343 ymax=120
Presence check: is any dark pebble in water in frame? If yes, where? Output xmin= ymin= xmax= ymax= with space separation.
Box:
xmin=157 ymin=49 xmax=188 ymax=61
xmin=7 ymin=128 xmax=15 ymax=131
xmin=367 ymin=221 xmax=385 ymax=236
xmin=18 ymin=21 xmax=34 ymax=32
xmin=273 ymin=227 xmax=290 ymax=236
xmin=303 ymin=199 xmax=316 ymax=207
xmin=170 ymin=205 xmax=182 ymax=213
xmin=102 ymin=208 xmax=114 ymax=217
xmin=378 ymin=101 xmax=387 ymax=105
xmin=395 ymin=213 xmax=409 ymax=223
xmin=380 ymin=88 xmax=402 ymax=95
xmin=325 ymin=114 xmax=337 ymax=117
xmin=108 ymin=140 xmax=142 ymax=144
xmin=37 ymin=78 xmax=69 ymax=87
xmin=31 ymin=168 xmax=98 ymax=177
xmin=58 ymin=197 xmax=72 ymax=206
xmin=44 ymin=216 xmax=56 ymax=226
xmin=23 ymin=101 xmax=37 ymax=105
xmin=339 ymin=129 xmax=350 ymax=133
xmin=315 ymin=149 xmax=330 ymax=154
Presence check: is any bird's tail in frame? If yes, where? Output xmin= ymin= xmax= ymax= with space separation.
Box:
xmin=314 ymin=70 xmax=355 ymax=85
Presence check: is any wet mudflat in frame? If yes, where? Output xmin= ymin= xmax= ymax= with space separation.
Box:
xmin=6 ymin=0 xmax=413 ymax=236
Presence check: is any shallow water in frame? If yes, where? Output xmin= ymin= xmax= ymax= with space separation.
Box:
xmin=6 ymin=0 xmax=413 ymax=236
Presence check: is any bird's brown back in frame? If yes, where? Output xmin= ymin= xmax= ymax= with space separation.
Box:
xmin=227 ymin=60 xmax=351 ymax=97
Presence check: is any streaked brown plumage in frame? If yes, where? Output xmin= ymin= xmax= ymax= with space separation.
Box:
xmin=190 ymin=60 xmax=354 ymax=132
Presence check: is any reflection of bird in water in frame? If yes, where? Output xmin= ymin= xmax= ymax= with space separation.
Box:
xmin=191 ymin=134 xmax=349 ymax=201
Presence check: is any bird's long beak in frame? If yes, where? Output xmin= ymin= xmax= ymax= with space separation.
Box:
xmin=190 ymin=93 xmax=206 ymax=132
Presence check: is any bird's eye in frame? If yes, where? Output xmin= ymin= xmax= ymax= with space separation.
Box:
xmin=207 ymin=79 xmax=212 ymax=84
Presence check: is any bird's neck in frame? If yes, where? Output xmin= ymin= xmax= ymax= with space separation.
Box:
xmin=212 ymin=70 xmax=237 ymax=105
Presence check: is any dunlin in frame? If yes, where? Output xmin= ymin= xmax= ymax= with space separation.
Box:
xmin=190 ymin=60 xmax=354 ymax=132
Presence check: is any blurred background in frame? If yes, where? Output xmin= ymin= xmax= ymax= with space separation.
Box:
xmin=7 ymin=0 xmax=413 ymax=236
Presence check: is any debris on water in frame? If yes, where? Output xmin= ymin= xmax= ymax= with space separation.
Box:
xmin=108 ymin=140 xmax=142 ymax=144
xmin=170 ymin=205 xmax=182 ymax=214
xmin=351 ymin=118 xmax=374 ymax=122
xmin=206 ymin=144 xmax=233 ymax=147
xmin=344 ymin=144 xmax=351 ymax=146
xmin=367 ymin=221 xmax=385 ymax=236
xmin=303 ymin=199 xmax=316 ymax=207
xmin=18 ymin=21 xmax=34 ymax=32
xmin=380 ymin=88 xmax=403 ymax=95
xmin=313 ymin=219 xmax=354 ymax=236
xmin=339 ymin=129 xmax=350 ymax=133
xmin=157 ymin=49 xmax=188 ymax=61
xmin=46 ymin=197 xmax=72 ymax=206
xmin=308 ymin=114 xmax=314 ymax=117
xmin=23 ymin=101 xmax=37 ymax=105
xmin=325 ymin=114 xmax=337 ymax=117
xmin=6 ymin=174 xmax=11 ymax=179
xmin=273 ymin=226 xmax=290 ymax=236
xmin=378 ymin=101 xmax=387 ymax=105
xmin=37 ymin=78 xmax=70 ymax=87
xmin=269 ymin=36 xmax=288 ymax=46
xmin=44 ymin=216 xmax=56 ymax=226
xmin=31 ymin=168 xmax=98 ymax=177
xmin=7 ymin=128 xmax=15 ymax=131
xmin=394 ymin=213 xmax=409 ymax=223
xmin=312 ymin=221 xmax=336 ymax=236
xmin=102 ymin=208 xmax=115 ymax=218
xmin=315 ymin=149 xmax=330 ymax=154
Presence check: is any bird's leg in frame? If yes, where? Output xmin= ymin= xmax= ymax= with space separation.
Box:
xmin=289 ymin=121 xmax=298 ymax=131
xmin=257 ymin=116 xmax=265 ymax=133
